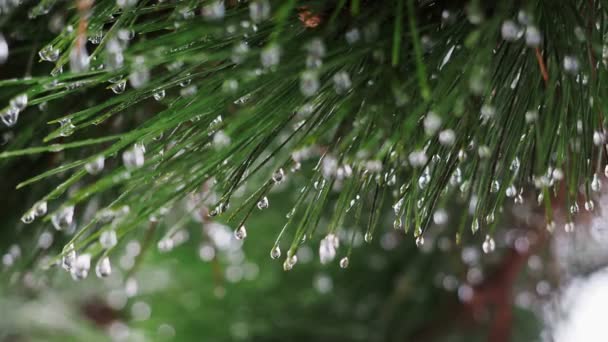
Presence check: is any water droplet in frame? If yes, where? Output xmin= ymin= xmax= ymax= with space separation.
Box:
xmin=501 ymin=20 xmax=521 ymax=41
xmin=482 ymin=235 xmax=495 ymax=253
xmin=62 ymin=244 xmax=76 ymax=271
xmin=95 ymin=256 xmax=112 ymax=278
xmin=71 ymin=253 xmax=91 ymax=280
xmin=525 ymin=26 xmax=542 ymax=47
xmin=563 ymin=55 xmax=580 ymax=74
xmin=339 ymin=256 xmax=349 ymax=269
xmin=605 ymin=164 xmax=608 ymax=178
xmin=393 ymin=217 xmax=402 ymax=230
xmin=415 ymin=235 xmax=425 ymax=247
xmin=270 ymin=246 xmax=281 ymax=259
xmin=129 ymin=57 xmax=150 ymax=89
xmin=110 ymin=80 xmax=126 ymax=94
xmin=85 ymin=155 xmax=105 ymax=175
xmin=261 ymin=44 xmax=281 ymax=68
xmin=283 ymin=254 xmax=298 ymax=271
xmin=231 ymin=42 xmax=249 ymax=64
xmin=506 ymin=185 xmax=517 ymax=197
xmin=34 ymin=201 xmax=47 ymax=217
xmin=438 ymin=129 xmax=456 ymax=146
xmin=272 ymin=168 xmax=285 ymax=183
xmin=592 ymin=173 xmax=602 ymax=192
xmin=153 ymin=89 xmax=166 ymax=101
xmin=234 ymin=225 xmax=247 ymax=240
xmin=58 ymin=118 xmax=75 ymax=137
xmin=100 ymin=230 xmax=118 ymax=249
xmin=249 ymin=0 xmax=270 ymax=23
xmin=546 ymin=221 xmax=556 ymax=233
xmin=300 ymin=70 xmax=319 ymax=97
xmin=122 ymin=144 xmax=145 ymax=170
xmin=471 ymin=219 xmax=479 ymax=234
xmin=564 ymin=221 xmax=575 ymax=233
xmin=39 ymin=45 xmax=60 ymax=62
xmin=585 ymin=199 xmax=595 ymax=211
xmin=202 ymin=1 xmax=225 ymax=20
xmin=485 ymin=211 xmax=495 ymax=224
xmin=21 ymin=210 xmax=35 ymax=224
xmin=319 ymin=234 xmax=339 ymax=264
xmin=51 ymin=205 xmax=75 ymax=231
xmin=364 ymin=231 xmax=373 ymax=243
xmin=332 ymin=71 xmax=352 ymax=94
xmin=345 ymin=28 xmax=360 ymax=44
xmin=0 ymin=34 xmax=8 ymax=64
xmin=10 ymin=93 xmax=28 ymax=111
xmin=257 ymin=196 xmax=269 ymax=210
xmin=490 ymin=180 xmax=500 ymax=193
xmin=1 ymin=108 xmax=19 ymax=127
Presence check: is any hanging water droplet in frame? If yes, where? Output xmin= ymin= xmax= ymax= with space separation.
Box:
xmin=345 ymin=28 xmax=361 ymax=44
xmin=62 ymin=244 xmax=76 ymax=271
xmin=0 ymin=34 xmax=7 ymax=64
xmin=570 ymin=202 xmax=579 ymax=214
xmin=34 ymin=201 xmax=47 ymax=217
xmin=202 ymin=1 xmax=225 ymax=20
xmin=525 ymin=26 xmax=542 ymax=47
xmin=591 ymin=173 xmax=602 ymax=192
xmin=552 ymin=168 xmax=564 ymax=181
xmin=605 ymin=164 xmax=608 ymax=178
xmin=485 ymin=211 xmax=495 ymax=224
xmin=39 ymin=45 xmax=60 ymax=62
xmin=116 ymin=0 xmax=137 ymax=8
xmin=438 ymin=129 xmax=456 ymax=146
xmin=546 ymin=220 xmax=556 ymax=233
xmin=71 ymin=253 xmax=91 ymax=280
xmin=364 ymin=231 xmax=373 ymax=243
xmin=51 ymin=205 xmax=75 ymax=231
xmin=471 ymin=219 xmax=479 ymax=234
xmin=1 ymin=108 xmax=19 ymax=127
xmin=272 ymin=168 xmax=285 ymax=183
xmin=505 ymin=185 xmax=517 ymax=197
xmin=415 ymin=235 xmax=425 ymax=247
xmin=257 ymin=196 xmax=269 ymax=210
xmin=249 ymin=0 xmax=270 ymax=23
xmin=95 ymin=256 xmax=112 ymax=278
xmin=564 ymin=221 xmax=575 ymax=233
xmin=110 ymin=79 xmax=126 ymax=94
xmin=153 ymin=89 xmax=166 ymax=101
xmin=85 ymin=155 xmax=105 ymax=175
xmin=10 ymin=93 xmax=28 ymax=111
xmin=234 ymin=225 xmax=247 ymax=240
xmin=393 ymin=217 xmax=402 ymax=230
xmin=319 ymin=234 xmax=339 ymax=264
xmin=99 ymin=230 xmax=118 ymax=249
xmin=21 ymin=210 xmax=35 ymax=224
xmin=563 ymin=55 xmax=580 ymax=74
xmin=339 ymin=256 xmax=349 ymax=269
xmin=283 ymin=254 xmax=298 ymax=271
xmin=231 ymin=42 xmax=249 ymax=64
xmin=490 ymin=180 xmax=500 ymax=193
xmin=482 ymin=235 xmax=495 ymax=253
xmin=585 ymin=199 xmax=595 ymax=211
xmin=300 ymin=70 xmax=320 ymax=97
xmin=58 ymin=118 xmax=75 ymax=137
xmin=129 ymin=56 xmax=150 ymax=89
xmin=501 ymin=20 xmax=521 ymax=41
xmin=212 ymin=130 xmax=231 ymax=149
xmin=270 ymin=246 xmax=281 ymax=260
xmin=332 ymin=71 xmax=352 ymax=94
xmin=122 ymin=144 xmax=145 ymax=170
xmin=69 ymin=43 xmax=90 ymax=73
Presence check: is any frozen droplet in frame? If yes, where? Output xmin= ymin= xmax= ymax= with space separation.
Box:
xmin=85 ymin=155 xmax=105 ymax=175
xmin=257 ymin=196 xmax=269 ymax=210
xmin=202 ymin=1 xmax=225 ymax=20
xmin=339 ymin=256 xmax=349 ymax=269
xmin=270 ymin=246 xmax=281 ymax=260
xmin=51 ymin=205 xmax=75 ymax=231
xmin=234 ymin=225 xmax=247 ymax=240
xmin=21 ymin=210 xmax=35 ymax=224
xmin=0 ymin=34 xmax=8 ymax=64
xmin=71 ymin=253 xmax=91 ymax=280
xmin=525 ymin=26 xmax=542 ymax=47
xmin=585 ymin=199 xmax=595 ymax=211
xmin=591 ymin=173 xmax=602 ymax=192
xmin=332 ymin=71 xmax=352 ymax=94
xmin=62 ymin=244 xmax=76 ymax=271
xmin=10 ymin=93 xmax=28 ymax=111
xmin=110 ymin=80 xmax=126 ymax=94
xmin=39 ymin=45 xmax=60 ymax=62
xmin=249 ymin=0 xmax=270 ymax=22
xmin=123 ymin=144 xmax=145 ymax=170
xmin=153 ymin=89 xmax=166 ymax=101
xmin=34 ymin=201 xmax=47 ymax=217
xmin=100 ymin=230 xmax=118 ymax=249
xmin=69 ymin=44 xmax=89 ymax=73
xmin=482 ymin=235 xmax=495 ymax=253
xmin=364 ymin=231 xmax=373 ymax=243
xmin=501 ymin=20 xmax=521 ymax=41
xmin=231 ymin=42 xmax=249 ymax=64
xmin=1 ymin=108 xmax=19 ymax=127
xmin=272 ymin=168 xmax=285 ymax=183
xmin=415 ymin=235 xmax=425 ymax=247
xmin=300 ymin=70 xmax=319 ymax=97
xmin=471 ymin=219 xmax=479 ymax=234
xmin=95 ymin=256 xmax=112 ymax=278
